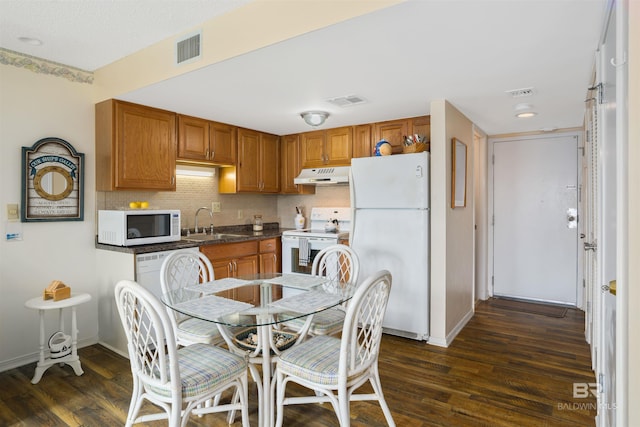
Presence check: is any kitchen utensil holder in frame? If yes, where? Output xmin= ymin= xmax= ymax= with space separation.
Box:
xmin=403 ymin=141 xmax=429 ymax=153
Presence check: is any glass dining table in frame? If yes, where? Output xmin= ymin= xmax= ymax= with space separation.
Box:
xmin=161 ymin=272 xmax=356 ymax=427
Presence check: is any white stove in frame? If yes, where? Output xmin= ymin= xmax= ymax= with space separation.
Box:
xmin=281 ymin=207 xmax=350 ymax=277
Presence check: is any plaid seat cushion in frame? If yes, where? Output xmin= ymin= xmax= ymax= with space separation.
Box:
xmin=277 ymin=335 xmax=342 ymax=386
xmin=177 ymin=317 xmax=223 ymax=343
xmin=147 ymin=343 xmax=246 ymax=398
xmin=281 ymin=308 xmax=345 ymax=335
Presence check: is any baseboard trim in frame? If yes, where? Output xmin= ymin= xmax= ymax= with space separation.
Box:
xmin=0 ymin=337 xmax=98 ymax=373
xmin=427 ymin=308 xmax=475 ymax=348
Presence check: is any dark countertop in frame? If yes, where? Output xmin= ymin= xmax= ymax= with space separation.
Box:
xmin=96 ymin=223 xmax=292 ymax=255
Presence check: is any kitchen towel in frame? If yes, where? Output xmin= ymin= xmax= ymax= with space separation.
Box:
xmin=298 ymin=238 xmax=310 ymax=267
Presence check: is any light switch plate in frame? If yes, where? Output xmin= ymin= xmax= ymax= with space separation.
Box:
xmin=7 ymin=204 xmax=19 ymax=220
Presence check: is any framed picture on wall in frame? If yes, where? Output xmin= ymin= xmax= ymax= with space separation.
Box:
xmin=21 ymin=137 xmax=85 ymax=222
xmin=451 ymin=137 xmax=467 ymax=208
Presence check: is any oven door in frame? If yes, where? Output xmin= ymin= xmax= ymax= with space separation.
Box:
xmin=281 ymin=235 xmax=337 ymax=275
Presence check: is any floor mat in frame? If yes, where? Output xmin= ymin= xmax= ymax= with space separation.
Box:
xmin=488 ymin=298 xmax=568 ymax=318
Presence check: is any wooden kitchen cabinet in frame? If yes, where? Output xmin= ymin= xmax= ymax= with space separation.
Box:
xmin=373 ymin=119 xmax=408 ymax=155
xmin=373 ymin=116 xmax=430 ymax=155
xmin=258 ymin=238 xmax=280 ymax=274
xmin=201 ymin=241 xmax=260 ymax=305
xmin=210 ymin=122 xmax=237 ymax=165
xmin=280 ymin=134 xmax=315 ymax=195
xmin=95 ymin=99 xmax=177 ymax=191
xmin=219 ymin=128 xmax=280 ymax=193
xmin=352 ymin=124 xmax=373 ymax=158
xmin=300 ymin=126 xmax=352 ymax=168
xmin=260 ymin=238 xmax=282 ymax=300
xmin=177 ymin=115 xmax=236 ymax=166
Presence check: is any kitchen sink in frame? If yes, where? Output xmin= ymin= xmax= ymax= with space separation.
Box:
xmin=181 ymin=233 xmax=244 ymax=242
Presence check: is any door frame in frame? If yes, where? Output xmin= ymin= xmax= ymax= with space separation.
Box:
xmin=486 ymin=130 xmax=584 ymax=308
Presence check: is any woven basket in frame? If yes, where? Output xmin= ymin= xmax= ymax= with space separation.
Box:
xmin=403 ymin=142 xmax=429 ymax=153
xmin=234 ymin=328 xmax=297 ymax=353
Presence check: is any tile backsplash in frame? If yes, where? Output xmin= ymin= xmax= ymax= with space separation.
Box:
xmin=96 ymin=174 xmax=350 ymax=230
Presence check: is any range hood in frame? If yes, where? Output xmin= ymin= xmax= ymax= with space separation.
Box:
xmin=294 ymin=166 xmax=350 ymax=185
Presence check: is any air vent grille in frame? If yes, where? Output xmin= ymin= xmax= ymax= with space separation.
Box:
xmin=176 ymin=31 xmax=201 ymax=65
xmin=326 ymin=95 xmax=366 ymax=107
xmin=506 ymin=87 xmax=535 ymax=98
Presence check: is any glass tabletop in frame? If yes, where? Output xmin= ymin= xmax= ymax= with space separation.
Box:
xmin=161 ymin=273 xmax=356 ymax=328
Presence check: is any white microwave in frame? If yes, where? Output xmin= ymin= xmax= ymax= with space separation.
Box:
xmin=98 ymin=209 xmax=181 ymax=246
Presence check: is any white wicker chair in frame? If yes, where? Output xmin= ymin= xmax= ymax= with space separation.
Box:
xmin=282 ymin=244 xmax=360 ymax=336
xmin=114 ymin=279 xmax=249 ymax=427
xmin=160 ymin=251 xmax=224 ymax=346
xmin=274 ymin=270 xmax=395 ymax=427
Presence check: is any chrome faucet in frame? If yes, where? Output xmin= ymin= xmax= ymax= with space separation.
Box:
xmin=194 ymin=207 xmax=214 ymax=234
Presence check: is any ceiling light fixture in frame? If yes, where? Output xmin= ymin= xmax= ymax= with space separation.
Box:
xmin=300 ymin=111 xmax=329 ymax=127
xmin=514 ymin=103 xmax=537 ymax=118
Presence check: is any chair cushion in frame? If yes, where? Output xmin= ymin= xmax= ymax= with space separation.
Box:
xmin=277 ymin=335 xmax=341 ymax=386
xmin=177 ymin=317 xmax=223 ymax=344
xmin=147 ymin=343 xmax=246 ymax=398
xmin=281 ymin=308 xmax=345 ymax=335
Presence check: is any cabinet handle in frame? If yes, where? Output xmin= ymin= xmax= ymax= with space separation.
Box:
xmin=210 ymin=150 xmax=214 ymax=159
xmin=206 ymin=149 xmax=210 ymax=159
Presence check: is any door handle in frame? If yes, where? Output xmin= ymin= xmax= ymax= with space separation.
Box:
xmin=584 ymin=242 xmax=597 ymax=251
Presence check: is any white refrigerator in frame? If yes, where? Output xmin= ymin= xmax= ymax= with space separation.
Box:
xmin=349 ymin=152 xmax=430 ymax=340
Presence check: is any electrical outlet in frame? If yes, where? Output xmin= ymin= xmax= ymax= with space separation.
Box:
xmin=7 ymin=204 xmax=19 ymax=220
xmin=237 ymin=209 xmax=243 ymax=219
xmin=212 ymin=201 xmax=221 ymax=213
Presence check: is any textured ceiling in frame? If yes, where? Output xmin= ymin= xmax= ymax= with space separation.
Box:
xmin=0 ymin=0 xmax=607 ymax=136
xmin=0 ymin=0 xmax=252 ymax=71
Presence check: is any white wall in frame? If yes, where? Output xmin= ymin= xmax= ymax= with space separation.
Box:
xmin=0 ymin=64 xmax=99 ymax=370
xmin=429 ymin=100 xmax=476 ymax=347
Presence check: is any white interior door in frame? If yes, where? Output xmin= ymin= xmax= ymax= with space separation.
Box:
xmin=492 ymin=134 xmax=578 ymax=304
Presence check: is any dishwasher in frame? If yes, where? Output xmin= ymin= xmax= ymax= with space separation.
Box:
xmin=135 ymin=247 xmax=199 ymax=300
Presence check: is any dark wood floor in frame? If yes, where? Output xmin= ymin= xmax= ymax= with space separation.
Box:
xmin=0 ymin=300 xmax=596 ymax=426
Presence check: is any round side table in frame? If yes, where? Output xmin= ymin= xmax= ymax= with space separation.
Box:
xmin=24 ymin=293 xmax=91 ymax=384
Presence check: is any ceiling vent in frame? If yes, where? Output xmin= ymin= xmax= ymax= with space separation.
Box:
xmin=176 ymin=31 xmax=201 ymax=65
xmin=505 ymin=87 xmax=535 ymax=98
xmin=326 ymin=95 xmax=367 ymax=107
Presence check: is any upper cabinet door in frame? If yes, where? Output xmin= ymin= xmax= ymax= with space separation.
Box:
xmin=352 ymin=124 xmax=372 ymax=158
xmin=300 ymin=127 xmax=353 ymax=168
xmin=177 ymin=114 xmax=209 ymax=162
xmin=300 ymin=131 xmax=326 ymax=168
xmin=96 ymin=99 xmax=176 ymax=191
xmin=226 ymin=128 xmax=279 ymax=193
xmin=373 ymin=119 xmax=409 ymax=155
xmin=236 ymin=128 xmax=261 ymax=192
xmin=325 ymin=126 xmax=352 ymax=166
xmin=260 ymin=133 xmax=280 ymax=193
xmin=281 ymin=134 xmax=315 ymax=195
xmin=210 ymin=121 xmax=236 ymax=165
xmin=410 ymin=116 xmax=431 ymax=147
xmin=177 ymin=115 xmax=236 ymax=166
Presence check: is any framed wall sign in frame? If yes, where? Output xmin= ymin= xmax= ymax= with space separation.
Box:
xmin=451 ymin=137 xmax=467 ymax=208
xmin=21 ymin=137 xmax=85 ymax=222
